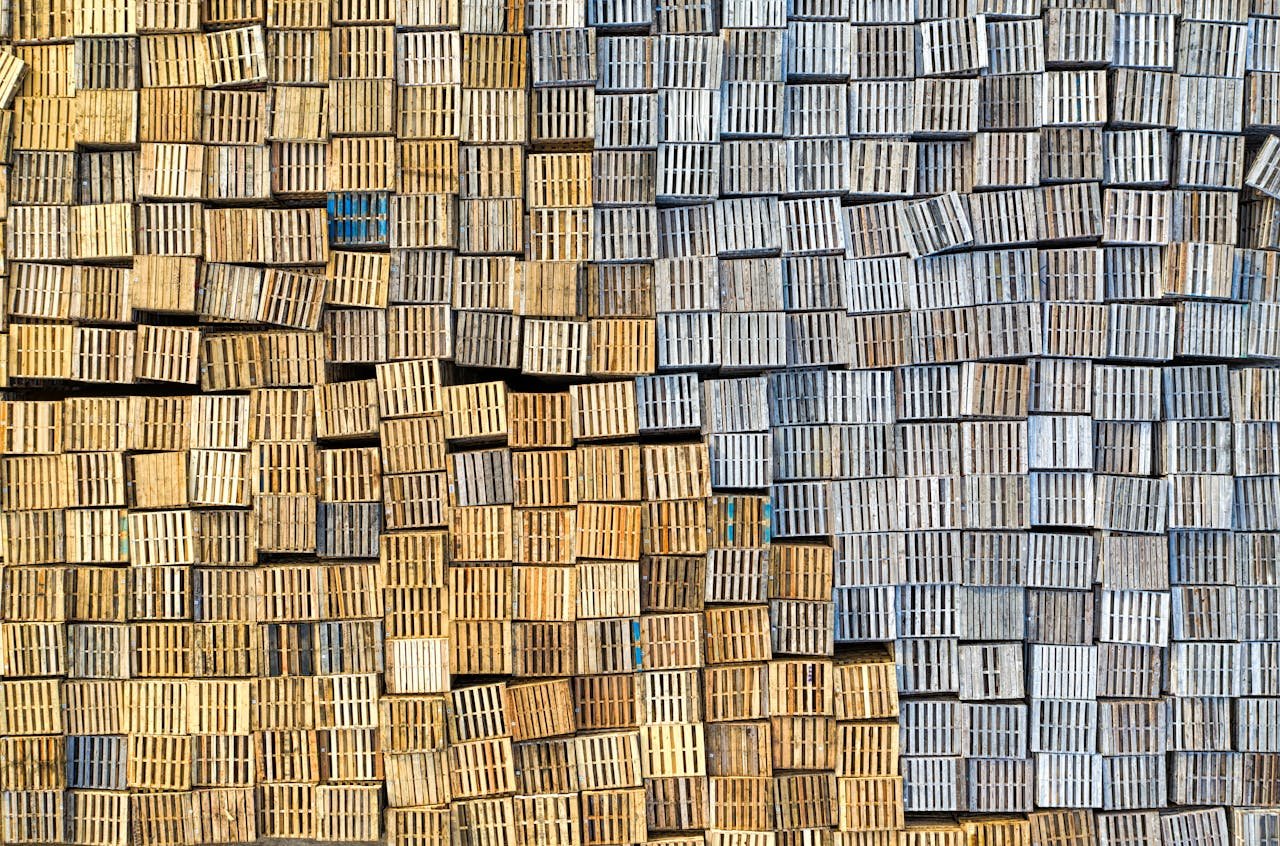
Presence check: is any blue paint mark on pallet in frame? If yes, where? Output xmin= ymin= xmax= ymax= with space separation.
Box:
xmin=328 ymin=192 xmax=390 ymax=247
xmin=631 ymin=619 xmax=643 ymax=669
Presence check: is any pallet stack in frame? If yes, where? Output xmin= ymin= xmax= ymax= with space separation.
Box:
xmin=591 ymin=5 xmax=655 ymax=376
xmin=6 ymin=0 xmax=1280 ymax=844
xmin=523 ymin=1 xmax=590 ymax=374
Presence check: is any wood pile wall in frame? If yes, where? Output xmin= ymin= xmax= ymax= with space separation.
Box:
xmin=2 ymin=0 xmax=1280 ymax=844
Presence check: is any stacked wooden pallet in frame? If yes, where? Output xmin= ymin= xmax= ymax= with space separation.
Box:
xmin=0 ymin=379 xmax=907 ymax=845
xmin=6 ymin=0 xmax=1280 ymax=843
